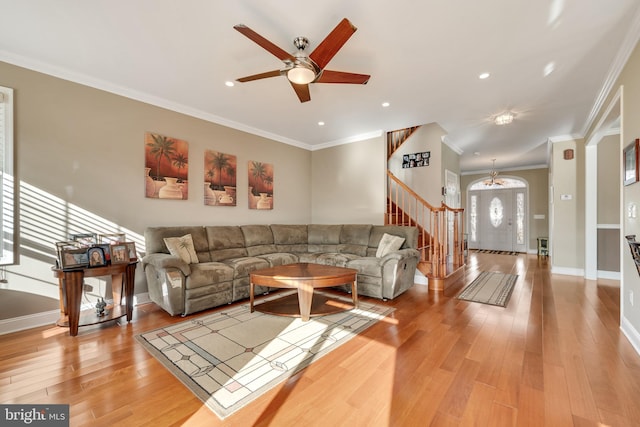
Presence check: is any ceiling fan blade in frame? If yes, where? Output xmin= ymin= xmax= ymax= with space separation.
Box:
xmin=237 ymin=70 xmax=283 ymax=83
xmin=234 ymin=24 xmax=295 ymax=62
xmin=290 ymin=82 xmax=311 ymax=103
xmin=316 ymin=70 xmax=370 ymax=84
xmin=309 ymin=18 xmax=356 ymax=70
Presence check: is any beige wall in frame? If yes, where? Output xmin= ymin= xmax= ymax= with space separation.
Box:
xmin=551 ymin=138 xmax=585 ymax=270
xmin=388 ymin=123 xmax=447 ymax=206
xmin=311 ymin=136 xmax=386 ymax=224
xmin=461 ymin=167 xmax=549 ymax=252
xmin=598 ymin=134 xmax=621 ymax=224
xmin=597 ymin=134 xmax=621 ymax=273
xmin=0 ymin=61 xmax=312 ymax=321
xmin=582 ymin=39 xmax=640 ymax=335
xmin=617 ymin=41 xmax=640 ymax=330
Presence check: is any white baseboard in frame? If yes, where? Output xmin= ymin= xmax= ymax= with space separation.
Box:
xmin=621 ymin=315 xmax=640 ymax=357
xmin=134 ymin=292 xmax=151 ymax=305
xmin=598 ymin=270 xmax=621 ymax=280
xmin=551 ymin=266 xmax=585 ymax=276
xmin=414 ymin=270 xmax=428 ymax=286
xmin=0 ymin=292 xmax=153 ymax=336
xmin=0 ymin=309 xmax=60 ymax=335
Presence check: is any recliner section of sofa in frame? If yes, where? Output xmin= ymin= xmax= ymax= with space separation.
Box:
xmin=143 ymin=224 xmax=420 ymax=316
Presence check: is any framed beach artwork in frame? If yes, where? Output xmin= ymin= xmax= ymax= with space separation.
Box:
xmin=248 ymin=160 xmax=273 ymax=210
xmin=204 ymin=150 xmax=237 ymax=206
xmin=144 ymin=132 xmax=189 ymax=199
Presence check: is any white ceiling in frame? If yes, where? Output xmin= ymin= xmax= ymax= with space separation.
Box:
xmin=1 ymin=1 xmax=639 ymax=173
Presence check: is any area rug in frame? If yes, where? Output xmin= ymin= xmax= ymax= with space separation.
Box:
xmin=135 ymin=291 xmax=394 ymax=419
xmin=474 ymin=249 xmax=521 ymax=256
xmin=457 ymin=271 xmax=518 ymax=307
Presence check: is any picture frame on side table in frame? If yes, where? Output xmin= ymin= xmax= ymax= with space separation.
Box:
xmin=98 ymin=233 xmax=126 ymax=245
xmin=69 ymin=233 xmax=98 ymax=247
xmin=61 ymin=248 xmax=89 ymax=269
xmin=124 ymin=242 xmax=137 ymax=261
xmin=93 ymin=244 xmax=111 ymax=262
xmin=88 ymin=247 xmax=106 ymax=267
xmin=110 ymin=243 xmax=129 ymax=264
xmin=624 ymin=139 xmax=639 ymax=186
xmin=55 ymin=241 xmax=81 ymax=268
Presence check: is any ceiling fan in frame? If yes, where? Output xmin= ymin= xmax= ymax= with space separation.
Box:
xmin=233 ymin=18 xmax=370 ymax=103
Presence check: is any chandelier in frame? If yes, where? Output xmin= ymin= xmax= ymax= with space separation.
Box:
xmin=483 ymin=159 xmax=504 ymax=186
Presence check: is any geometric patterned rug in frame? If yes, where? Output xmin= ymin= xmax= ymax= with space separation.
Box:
xmin=135 ymin=290 xmax=394 ymax=419
xmin=457 ymin=271 xmax=518 ymax=307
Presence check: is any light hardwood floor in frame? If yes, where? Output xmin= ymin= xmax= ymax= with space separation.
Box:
xmin=2 ymin=253 xmax=640 ymax=426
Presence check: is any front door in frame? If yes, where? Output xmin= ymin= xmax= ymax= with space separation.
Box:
xmin=480 ymin=189 xmax=514 ymax=251
xmin=469 ymin=184 xmax=528 ymax=253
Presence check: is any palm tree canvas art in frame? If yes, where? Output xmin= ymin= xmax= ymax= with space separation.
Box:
xmin=248 ymin=160 xmax=273 ymax=210
xmin=204 ymin=150 xmax=237 ymax=206
xmin=144 ymin=132 xmax=189 ymax=200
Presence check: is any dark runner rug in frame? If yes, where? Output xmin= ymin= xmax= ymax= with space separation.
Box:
xmin=474 ymin=249 xmax=521 ymax=256
xmin=457 ymin=271 xmax=518 ymax=307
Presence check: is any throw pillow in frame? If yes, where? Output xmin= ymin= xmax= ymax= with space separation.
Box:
xmin=163 ymin=234 xmax=199 ymax=264
xmin=376 ymin=233 xmax=406 ymax=257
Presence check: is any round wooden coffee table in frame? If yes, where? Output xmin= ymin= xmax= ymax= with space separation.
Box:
xmin=249 ymin=263 xmax=358 ymax=321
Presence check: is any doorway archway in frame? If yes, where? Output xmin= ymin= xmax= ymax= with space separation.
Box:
xmin=467 ymin=176 xmax=529 ymax=252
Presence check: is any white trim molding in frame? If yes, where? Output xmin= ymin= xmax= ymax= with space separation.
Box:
xmin=550 ymin=266 xmax=585 ymax=277
xmin=621 ymin=316 xmax=640 ymax=357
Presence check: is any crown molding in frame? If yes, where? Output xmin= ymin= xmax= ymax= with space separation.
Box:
xmin=548 ymin=134 xmax=584 ymax=143
xmin=461 ymin=163 xmax=549 ymax=176
xmin=0 ymin=51 xmax=314 ymax=151
xmin=441 ymin=135 xmax=464 ymax=155
xmin=581 ymin=7 xmax=640 ymax=136
xmin=311 ymin=130 xmax=384 ymax=151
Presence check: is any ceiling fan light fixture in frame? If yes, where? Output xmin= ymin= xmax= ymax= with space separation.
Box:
xmin=494 ymin=112 xmax=514 ymax=126
xmin=287 ymin=65 xmax=316 ymax=85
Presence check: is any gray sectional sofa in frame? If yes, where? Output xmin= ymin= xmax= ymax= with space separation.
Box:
xmin=142 ymin=224 xmax=420 ymax=316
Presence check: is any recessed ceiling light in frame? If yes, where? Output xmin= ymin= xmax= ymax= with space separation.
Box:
xmin=478 ymin=72 xmax=490 ymax=79
xmin=225 ymin=81 xmax=235 ymax=87
xmin=382 ymin=102 xmax=390 ymax=107
xmin=543 ymin=62 xmax=555 ymax=77
xmin=318 ymin=121 xmax=325 ymax=126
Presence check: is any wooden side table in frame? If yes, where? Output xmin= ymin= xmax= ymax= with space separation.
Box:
xmin=53 ymin=262 xmax=136 ymax=336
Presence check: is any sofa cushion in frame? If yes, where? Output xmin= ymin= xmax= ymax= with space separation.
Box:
xmin=186 ymin=262 xmax=235 ymax=289
xmin=368 ymin=225 xmax=418 ymax=257
xmin=222 ymin=257 xmax=270 ymax=278
xmin=145 ymin=226 xmax=211 ymax=262
xmin=241 ymin=225 xmax=278 ymax=256
xmin=338 ymin=224 xmax=372 ymax=256
xmin=164 ymin=234 xmax=199 ymax=264
xmin=347 ymin=257 xmax=383 ymax=277
xmin=257 ymin=252 xmax=299 ymax=267
xmin=299 ymin=252 xmax=357 ymax=267
xmin=206 ymin=226 xmax=248 ymax=261
xmin=376 ymin=233 xmax=406 ymax=257
xmin=271 ymin=224 xmax=308 ymax=253
xmin=308 ymin=224 xmax=342 ymax=253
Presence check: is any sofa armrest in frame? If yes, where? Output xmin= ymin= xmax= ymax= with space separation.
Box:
xmin=142 ymin=253 xmax=191 ymax=276
xmin=379 ymin=248 xmax=421 ymax=265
